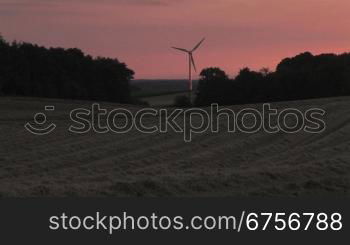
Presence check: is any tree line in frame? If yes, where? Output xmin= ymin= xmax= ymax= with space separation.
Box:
xmin=1 ymin=35 xmax=349 ymax=106
xmin=195 ymin=52 xmax=350 ymax=106
xmin=0 ymin=35 xmax=134 ymax=103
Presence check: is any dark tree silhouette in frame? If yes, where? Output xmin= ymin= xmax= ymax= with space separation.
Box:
xmin=174 ymin=95 xmax=192 ymax=107
xmin=2 ymin=35 xmax=350 ymax=106
xmin=0 ymin=36 xmax=134 ymax=103
xmin=195 ymin=52 xmax=350 ymax=106
xmin=195 ymin=67 xmax=231 ymax=106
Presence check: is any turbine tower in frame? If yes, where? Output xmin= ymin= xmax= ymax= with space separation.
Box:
xmin=172 ymin=38 xmax=205 ymax=102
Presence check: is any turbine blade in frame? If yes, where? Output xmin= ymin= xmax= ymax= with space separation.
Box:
xmin=172 ymin=47 xmax=189 ymax=53
xmin=190 ymin=54 xmax=197 ymax=72
xmin=191 ymin=38 xmax=205 ymax=52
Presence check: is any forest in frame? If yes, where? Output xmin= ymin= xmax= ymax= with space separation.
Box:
xmin=0 ymin=35 xmax=134 ymax=103
xmin=1 ymin=35 xmax=350 ymax=106
xmin=195 ymin=52 xmax=350 ymax=106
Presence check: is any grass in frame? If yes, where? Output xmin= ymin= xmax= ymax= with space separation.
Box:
xmin=131 ymin=79 xmax=197 ymax=106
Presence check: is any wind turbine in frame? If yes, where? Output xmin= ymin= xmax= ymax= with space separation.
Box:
xmin=172 ymin=38 xmax=205 ymax=102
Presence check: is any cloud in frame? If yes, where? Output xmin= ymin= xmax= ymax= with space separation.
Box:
xmin=0 ymin=0 xmax=170 ymax=16
xmin=0 ymin=0 xmax=171 ymax=7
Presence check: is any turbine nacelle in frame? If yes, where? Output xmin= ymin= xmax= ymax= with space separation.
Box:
xmin=171 ymin=38 xmax=205 ymax=100
xmin=171 ymin=38 xmax=205 ymax=73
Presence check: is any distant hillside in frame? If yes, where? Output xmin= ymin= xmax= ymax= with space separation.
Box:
xmin=131 ymin=79 xmax=198 ymax=98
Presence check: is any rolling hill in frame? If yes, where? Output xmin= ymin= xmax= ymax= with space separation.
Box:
xmin=0 ymin=96 xmax=349 ymax=197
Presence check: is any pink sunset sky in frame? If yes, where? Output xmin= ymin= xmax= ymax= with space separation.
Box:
xmin=1 ymin=0 xmax=350 ymax=79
